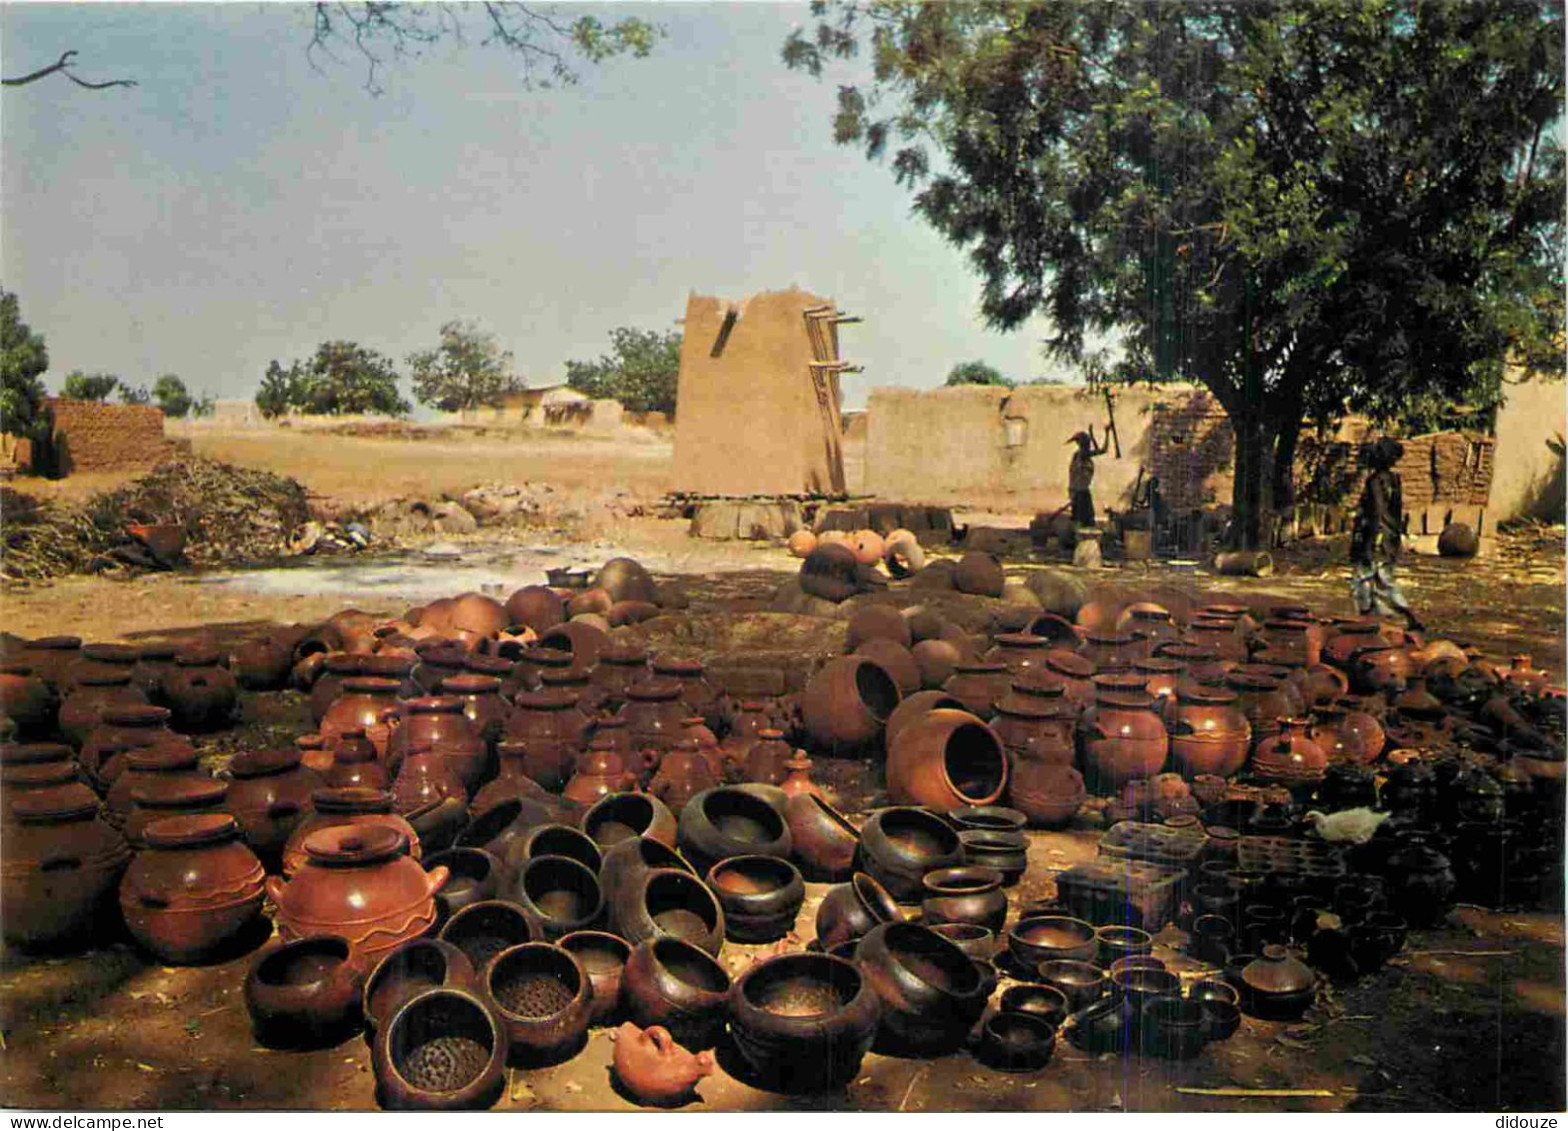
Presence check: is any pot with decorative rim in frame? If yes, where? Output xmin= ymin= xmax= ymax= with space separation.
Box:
xmin=321 ymin=678 xmax=402 ymax=758
xmin=1080 ymin=690 xmax=1170 ymax=791
xmin=120 ymin=813 xmax=266 ymax=964
xmin=1166 ymin=685 xmax=1251 ymax=778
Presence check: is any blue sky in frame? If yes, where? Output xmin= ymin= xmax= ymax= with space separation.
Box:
xmin=2 ymin=2 xmax=1076 ymax=411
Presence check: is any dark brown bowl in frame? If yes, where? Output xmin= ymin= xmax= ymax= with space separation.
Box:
xmin=244 ymin=934 xmax=363 ymax=1048
xmin=1036 ymin=959 xmax=1105 ymax=1011
xmin=998 ymin=982 xmax=1070 ymax=1027
xmin=928 ymin=922 xmax=996 ymax=960
xmin=1095 ymin=923 xmax=1154 ymax=967
xmin=978 ymin=1011 xmax=1056 ymax=1072
xmin=484 ymin=942 xmax=592 ymax=1066
xmin=1009 ymin=915 xmax=1097 ymax=967
xmin=363 ymin=938 xmax=477 ymax=1042
xmin=439 ymin=900 xmax=541 ymax=971
xmin=558 ymin=931 xmax=631 ymax=1026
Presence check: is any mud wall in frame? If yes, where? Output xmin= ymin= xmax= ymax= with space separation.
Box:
xmin=48 ymin=398 xmax=180 ymax=475
xmin=671 ymin=287 xmax=846 ymax=496
xmin=1490 ymin=375 xmax=1566 ymax=521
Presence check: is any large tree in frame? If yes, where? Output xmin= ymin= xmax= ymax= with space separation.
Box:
xmin=945 ymin=360 xmax=1013 ymax=388
xmin=408 ymin=320 xmax=522 ymax=412
xmin=1 ymin=289 xmax=49 ymax=439
xmin=565 ymin=327 xmax=682 ymax=415
xmin=62 ymin=371 xmax=121 ymax=402
xmin=256 ymin=342 xmax=411 ymax=418
xmin=785 ymin=0 xmax=1564 ymax=545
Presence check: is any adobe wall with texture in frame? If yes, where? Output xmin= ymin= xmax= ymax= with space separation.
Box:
xmin=1490 ymin=375 xmax=1565 ymax=521
xmin=48 ymin=398 xmax=181 ymax=475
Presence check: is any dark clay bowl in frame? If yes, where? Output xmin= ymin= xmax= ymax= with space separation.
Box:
xmin=948 ymin=805 xmax=1028 ymax=833
xmin=373 ymin=987 xmax=505 ymax=1110
xmin=1140 ymin=995 xmax=1207 ymax=1059
xmin=558 ymin=930 xmax=631 ymax=1026
xmin=998 ymin=982 xmax=1071 ymax=1028
xmin=1109 ymin=954 xmax=1167 ymax=978
xmin=1110 ymin=966 xmax=1181 ymax=1012
xmin=1095 ymin=923 xmax=1154 ymax=967
xmin=977 ymin=1011 xmax=1056 ymax=1073
xmin=363 ymin=938 xmax=477 ymax=1043
xmin=1009 ymin=915 xmax=1097 ymax=967
xmin=1199 ymin=997 xmax=1242 ymax=1041
xmin=1188 ymin=978 xmax=1240 ymax=1006
xmin=439 ymin=900 xmax=541 ymax=971
xmin=928 ymin=922 xmax=997 ymax=960
xmin=706 ymin=855 xmax=806 ymax=945
xmin=1036 ymin=959 xmax=1105 ymax=1011
xmin=244 ymin=934 xmax=363 ymax=1048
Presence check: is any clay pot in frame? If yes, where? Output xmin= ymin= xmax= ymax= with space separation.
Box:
xmin=389 ymin=697 xmax=489 ymax=795
xmin=1308 ymin=706 xmax=1374 ymax=766
xmin=1322 ymin=619 xmax=1384 ymax=670
xmin=1353 ymin=645 xmax=1415 ymax=695
xmin=1007 ymin=761 xmax=1086 ymax=828
xmin=611 ymin=1022 xmax=715 ymax=1106
xmin=505 ymin=586 xmax=566 ymax=634
xmin=1384 ymin=837 xmax=1456 ymax=926
xmin=784 ymin=791 xmax=859 ymax=881
xmin=59 ymin=673 xmax=147 ymax=749
xmin=482 ymin=941 xmax=592 ymax=1065
xmin=1080 ymin=691 xmax=1170 ymax=791
xmin=846 ymin=605 xmax=912 ymax=650
xmin=942 ymin=660 xmax=1013 ymax=718
xmin=507 ymin=854 xmax=604 ymax=939
xmin=220 ymin=748 xmax=322 ymax=866
xmin=1167 ymin=685 xmax=1251 ymax=778
xmin=853 ymin=640 xmax=920 ymax=696
xmin=676 ymin=787 xmax=791 ymax=873
xmin=440 ymin=674 xmax=508 ymax=750
xmin=953 ymin=551 xmax=1005 ymax=597
xmin=245 ymin=934 xmax=365 ymax=1048
xmin=989 ymin=695 xmax=1077 ymax=766
xmin=269 ymin=824 xmax=447 ymax=971
xmin=362 ymin=937 xmax=478 ymax=1042
xmin=513 ymin=823 xmax=602 ymax=874
xmin=623 ymin=937 xmax=733 ymax=1051
xmin=999 ymin=982 xmax=1071 ymax=1028
xmin=0 ymin=663 xmax=55 ymax=736
xmin=786 ymin=530 xmax=818 ymax=559
xmin=884 ymin=691 xmax=966 ymax=753
xmin=650 ymin=742 xmax=720 ymax=813
xmin=800 ymin=543 xmax=862 ymax=603
xmin=161 ymin=649 xmax=239 ymax=733
xmin=538 ymin=621 xmax=609 ymax=671
xmin=855 ymin=806 xmax=963 ymax=902
xmin=911 ymin=640 xmax=963 ymax=689
xmin=855 ymin=921 xmax=989 ymax=1054
xmin=506 ymin=646 xmax=573 ymax=697
xmin=1251 ymin=717 xmax=1328 ymax=786
xmin=581 ymin=792 xmax=677 ymax=853
xmin=17 ymin=635 xmax=82 ymax=691
xmin=556 ymin=741 xmax=629 ymax=806
xmin=589 ymin=644 xmax=651 ymax=711
xmin=598 ymin=833 xmax=696 ymax=911
xmin=371 ymin=986 xmax=506 ymax=1110
xmin=230 ymin=633 xmax=295 ymax=692
xmin=326 ymin=730 xmax=389 ymax=790
xmin=815 ymin=871 xmax=901 ymax=950
xmin=618 ymin=680 xmax=692 ymax=766
xmin=439 ymin=900 xmax=542 ymax=971
xmin=310 ymin=654 xmax=368 ymax=725
xmin=321 ymin=677 xmax=402 ymax=757
xmin=391 ymin=750 xmax=467 ymax=816
xmin=424 ymin=847 xmax=505 ymax=921
xmin=777 ymin=752 xmax=823 ymax=800
xmin=105 ymin=747 xmax=208 ymax=826
xmin=457 ymin=795 xmax=554 ymax=862
xmin=281 ymin=787 xmax=422 ymax=878
xmin=61 ymin=643 xmax=141 ymax=696
xmin=1 ymin=788 xmax=131 ymax=949
xmin=123 ymin=778 xmax=230 ymax=846
xmin=729 ymin=953 xmax=882 ymax=1092
xmin=920 ymin=865 xmax=1005 ymax=932
xmin=120 ymin=813 xmax=266 ymax=963
xmin=80 ymin=704 xmax=189 ymax=786
xmin=1079 ymin=631 xmax=1143 ymax=671
xmin=1225 ymin=672 xmax=1294 ymax=747
xmin=1237 ymin=944 xmax=1315 ymax=1019
xmin=986 ymin=633 xmax=1051 ymax=679
xmin=1008 ymin=914 xmax=1097 ymax=967
xmin=886 ymin=709 xmax=1008 ymax=811
xmin=801 ymin=657 xmax=901 ymax=755
xmin=556 ymin=931 xmax=630 ymax=1026
xmin=707 ymin=855 xmax=804 ymax=944
xmin=0 ymin=745 xmax=80 ymax=796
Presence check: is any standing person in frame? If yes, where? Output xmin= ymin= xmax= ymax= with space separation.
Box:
xmin=1351 ymin=437 xmax=1423 ymax=630
xmin=1066 ymin=425 xmax=1109 ymax=527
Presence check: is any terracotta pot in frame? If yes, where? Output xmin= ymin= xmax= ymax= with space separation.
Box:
xmin=391 ymin=751 xmax=467 ymax=816
xmin=1167 ymin=686 xmax=1251 ymax=778
xmin=231 ymin=634 xmax=295 ymax=692
xmin=503 ymin=646 xmax=572 ymax=697
xmin=777 ymin=752 xmax=822 ymax=801
xmin=884 ymin=692 xmax=966 ymax=753
xmin=505 ymin=586 xmax=566 ymax=634
xmin=245 ymin=934 xmax=365 ymax=1048
xmin=611 ymin=1021 xmax=715 ymax=1106
xmin=61 ymin=643 xmax=141 ymax=696
xmin=987 ymin=632 xmax=1053 ymax=678
xmin=325 ymin=730 xmax=390 ymax=791
xmin=784 ymin=791 xmax=859 ymax=882
xmin=1042 ymin=651 xmax=1097 ymax=709
xmin=59 ymin=673 xmax=147 ymax=749
xmin=815 ymin=872 xmax=901 ymax=950
xmin=855 ymin=806 xmax=964 ymax=902
xmin=886 ymin=708 xmax=1009 ymax=811
xmin=80 ymin=704 xmax=188 ymax=786
xmin=1080 ymin=691 xmax=1169 ymax=791
xmin=160 ymin=649 xmax=239 ymax=733
xmin=589 ymin=644 xmax=651 ymax=712
xmin=941 ymin=660 xmax=1013 ymax=718
xmin=281 ymin=787 xmax=422 ymax=879
xmin=321 ymin=677 xmax=402 ymax=758
xmin=389 ymin=697 xmax=489 ymax=795
xmin=707 ymin=855 xmax=803 ymax=944
xmin=617 ymin=680 xmax=692 ymax=767
xmin=457 ymin=795 xmax=554 ymax=862
xmin=120 ymin=813 xmax=266 ymax=963
xmin=1183 ymin=618 xmax=1249 ymax=662
xmin=0 ymin=788 xmax=131 ymax=948
xmin=729 ymin=953 xmax=881 ymax=1092
xmin=1322 ymin=619 xmax=1384 ymax=670
xmin=223 ymin=749 xmax=323 ymax=869
xmin=676 ymin=786 xmax=791 ymax=874
xmin=538 ymin=621 xmax=609 ymax=670
xmin=611 ymin=866 xmax=726 ymax=953
xmin=953 ymin=551 xmax=1005 ymax=597
xmin=123 ymin=778 xmax=230 ymax=846
xmin=371 ymin=987 xmax=506 ymax=1110
xmin=1224 ymin=673 xmax=1293 ymax=748
xmin=559 ymin=930 xmax=631 ymax=1026
xmin=362 ymin=937 xmax=477 ymax=1041
xmin=1007 ymin=761 xmax=1086 ymax=829
xmin=1078 ymin=632 xmax=1142 ymax=671
xmin=424 ymin=847 xmax=505 ymax=921
xmin=512 ymin=823 xmax=602 ymax=874
xmin=1384 ymin=837 xmax=1456 ymax=926
xmin=1251 ymin=717 xmax=1328 ymax=786
xmin=1353 ymin=645 xmax=1415 ymax=695
xmin=623 ymin=937 xmax=733 ymax=1051
xmin=989 ymin=695 xmax=1077 ymax=765
xmin=598 ymin=833 xmax=695 ymax=911
xmin=920 ymin=865 xmax=1006 ymax=932
xmin=105 ymin=747 xmax=207 ymax=826
xmin=269 ymin=824 xmax=447 ymax=972
xmin=506 ymin=854 xmax=604 ymax=939
xmin=956 ymin=828 xmax=1027 ymax=886
xmin=583 ymin=792 xmax=679 ymax=850
xmin=855 ymin=922 xmax=989 ymax=1054
xmin=801 ymin=657 xmax=901 ymax=755
xmin=1238 ymin=944 xmax=1315 ymax=1019
xmin=481 ymin=941 xmax=592 ymax=1065
xmin=439 ymin=900 xmax=543 ymax=971
xmin=439 ymin=674 xmax=508 ymax=752
xmin=309 ymin=653 xmax=367 ymax=726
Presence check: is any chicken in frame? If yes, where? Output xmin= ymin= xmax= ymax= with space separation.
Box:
xmin=1304 ymin=807 xmax=1389 ymax=845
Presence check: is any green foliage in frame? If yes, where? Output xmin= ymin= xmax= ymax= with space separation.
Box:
xmin=1 ymin=289 xmax=49 ymax=439
xmin=786 ymin=0 xmax=1565 ymax=544
xmin=255 ymin=342 xmax=411 ymax=418
xmin=565 ymin=327 xmax=682 ymax=415
xmin=152 ymin=374 xmax=193 ymax=419
xmin=62 ymin=371 xmax=120 ymax=402
xmin=408 ymin=321 xmax=522 ymax=413
xmin=945 ymin=360 xmax=1013 ymax=388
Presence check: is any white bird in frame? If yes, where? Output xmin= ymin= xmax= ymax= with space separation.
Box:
xmin=1304 ymin=808 xmax=1390 ymax=845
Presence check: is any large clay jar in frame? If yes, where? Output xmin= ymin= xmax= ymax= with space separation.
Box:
xmin=784 ymin=792 xmax=859 ymax=882
xmin=224 ymin=749 xmax=324 ymax=870
xmin=538 ymin=665 xmax=604 ymax=717
xmin=1166 ymin=686 xmax=1251 ymax=779
xmin=120 ymin=814 xmax=266 ymax=964
xmin=562 ymin=743 xmax=637 ymax=806
xmin=623 ymin=937 xmax=733 ymax=1051
xmin=59 ymin=672 xmax=146 ymax=749
xmin=1183 ymin=617 xmax=1249 ymax=662
xmin=231 ymin=632 xmax=296 ymax=692
xmin=1260 ymin=618 xmax=1321 ymax=667
xmin=1007 ymin=761 xmax=1086 ymax=828
xmin=1384 ymin=836 xmax=1456 ymax=927
xmin=676 ymin=787 xmax=792 ymax=874
xmin=0 ymin=663 xmax=55 ymax=736
xmin=482 ymin=942 xmax=593 ymax=1065
xmin=321 ymin=677 xmax=402 ymax=758
xmin=440 ymin=674 xmax=508 ymax=752
xmin=802 ymin=657 xmax=901 ymax=755
xmin=325 ymin=730 xmax=389 ymax=790
xmin=856 ymin=922 xmax=989 ymax=1055
xmin=987 ymin=633 xmax=1052 ymax=678
xmin=618 ymin=680 xmax=692 ymax=768
xmin=650 ymin=658 xmax=724 ymax=733
xmin=886 ymin=709 xmax=1009 ymax=811
xmin=1251 ymin=718 xmax=1328 ymax=787
xmin=856 ymin=806 xmax=964 ymax=902
xmin=1078 ymin=632 xmax=1142 ymax=671
xmin=741 ymin=729 xmax=793 ymax=787
xmin=1225 ymin=673 xmax=1293 ymax=748
xmin=920 ymin=865 xmax=1006 ymax=932
xmin=650 ymin=742 xmax=719 ymax=814
xmin=1238 ymin=944 xmax=1315 ymax=1020
xmin=589 ymin=644 xmax=651 ymax=712
xmin=815 ymin=872 xmax=901 ymax=950
xmin=1353 ymin=645 xmax=1415 ymax=695
xmin=62 ymin=643 xmax=141 ymax=695
xmin=309 ymin=653 xmax=367 ymax=726
xmin=80 ymin=704 xmax=188 ymax=786
xmin=941 ymin=660 xmax=1013 ymax=718
xmin=389 ymin=698 xmax=489 ymax=795
xmin=392 ymin=751 xmax=468 ymax=816
xmin=1322 ymin=619 xmax=1384 ymax=670
xmin=371 ymin=986 xmax=507 ymax=1110
xmin=729 ymin=953 xmax=882 ymax=1093
xmin=1 ymin=788 xmax=131 ymax=949
xmin=1308 ymin=705 xmax=1375 ymax=766
xmin=105 ymin=747 xmax=208 ymax=827
xmin=162 ymin=649 xmax=240 ymax=733
xmin=1080 ymin=690 xmax=1170 ymax=791
xmin=281 ymin=788 xmax=423 ymax=878
xmin=1122 ymin=607 xmax=1180 ymax=653
xmin=989 ymin=696 xmax=1076 ymax=766
xmin=269 ymin=824 xmax=448 ymax=973
xmin=1042 ymin=651 xmax=1098 ymax=709
xmin=412 ymin=644 xmax=468 ymax=697
xmin=124 ymin=778 xmax=232 ymax=846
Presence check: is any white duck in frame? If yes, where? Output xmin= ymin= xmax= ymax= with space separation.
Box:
xmin=1304 ymin=808 xmax=1390 ymax=845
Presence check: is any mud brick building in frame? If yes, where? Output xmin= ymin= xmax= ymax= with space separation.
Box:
xmin=45 ymin=398 xmax=184 ymax=475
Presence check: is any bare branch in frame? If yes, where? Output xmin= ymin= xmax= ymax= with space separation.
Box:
xmin=2 ymin=49 xmax=136 ymax=90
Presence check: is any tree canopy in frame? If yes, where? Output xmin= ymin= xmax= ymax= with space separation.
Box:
xmin=408 ymin=321 xmax=522 ymax=413
xmin=785 ymin=0 xmax=1564 ymax=544
xmin=1 ymin=290 xmax=49 ymax=440
xmin=945 ymin=360 xmax=1013 ymax=388
xmin=62 ymin=371 xmax=120 ymax=402
xmin=257 ymin=342 xmax=411 ymax=418
xmin=565 ymin=326 xmax=682 ymax=415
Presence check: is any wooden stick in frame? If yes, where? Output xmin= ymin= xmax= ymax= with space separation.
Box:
xmin=1404 ymin=949 xmax=1515 ymax=958
xmin=1175 ymin=1087 xmax=1336 ymax=1098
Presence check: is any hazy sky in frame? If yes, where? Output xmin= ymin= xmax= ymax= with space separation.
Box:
xmin=2 ymin=1 xmax=1078 ymax=412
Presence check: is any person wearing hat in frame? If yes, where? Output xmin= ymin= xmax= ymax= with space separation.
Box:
xmin=1067 ymin=426 xmax=1108 ymax=526
xmin=1350 ymin=436 xmax=1423 ymax=631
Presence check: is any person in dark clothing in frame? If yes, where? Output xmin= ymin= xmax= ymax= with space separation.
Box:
xmin=1350 ymin=437 xmax=1423 ymax=630
xmin=1066 ymin=426 xmax=1108 ymax=526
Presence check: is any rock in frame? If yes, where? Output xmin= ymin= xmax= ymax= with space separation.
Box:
xmin=1023 ymin=569 xmax=1088 ymax=618
xmin=431 ymin=502 xmax=478 ymax=534
xmin=1438 ymin=522 xmax=1478 ymax=558
xmin=423 ymin=541 xmax=465 ymax=559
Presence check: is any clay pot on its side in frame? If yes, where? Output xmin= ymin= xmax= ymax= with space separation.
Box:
xmin=676 ymin=787 xmax=792 ymax=874
xmin=800 ymin=657 xmax=902 ymax=755
xmin=507 ymin=854 xmax=604 ymax=939
xmin=120 ymin=814 xmax=267 ymax=964
xmin=784 ymin=791 xmax=859 ymax=882
xmin=815 ymin=871 xmax=901 ymax=950
xmin=885 ymin=709 xmax=1009 ymax=812
xmin=559 ymin=931 xmax=632 ymax=1026
xmin=855 ymin=921 xmax=989 ymax=1055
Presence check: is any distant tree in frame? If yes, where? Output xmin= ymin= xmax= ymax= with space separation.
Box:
xmin=190 ymin=392 xmax=216 ymax=419
xmin=151 ymin=374 xmax=193 ymax=419
xmin=408 ymin=321 xmax=523 ymax=412
xmin=62 ymin=371 xmax=120 ymax=402
xmin=118 ymin=383 xmax=151 ymax=406
xmin=256 ymin=342 xmax=410 ymax=417
xmin=565 ymin=327 xmax=682 ymax=415
xmin=944 ymin=360 xmax=1013 ymax=388
xmin=1 ymin=289 xmax=49 ymax=439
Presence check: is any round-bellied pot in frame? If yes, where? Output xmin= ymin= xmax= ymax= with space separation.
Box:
xmin=856 ymin=806 xmax=964 ymax=903
xmin=105 ymin=746 xmax=206 ymax=826
xmin=224 ymin=748 xmax=324 ymax=870
xmin=977 ymin=1012 xmax=1056 ymax=1073
xmin=885 ymin=692 xmax=967 ymax=753
xmin=1096 ymin=924 xmax=1155 ymax=967
xmin=58 ymin=672 xmax=147 ymax=749
xmin=440 ymin=674 xmax=508 ymax=752
xmin=457 ymin=795 xmax=555 ymax=862
xmin=1251 ymin=717 xmax=1328 ymax=787
xmin=616 ymin=868 xmax=726 ymax=955
xmin=623 ymin=937 xmax=733 ymax=1052
xmin=989 ymin=696 xmax=1077 ymax=766
xmin=617 ymin=679 xmax=691 ymax=768
xmin=231 ymin=633 xmax=295 ymax=692
xmin=1079 ymin=690 xmax=1170 ymax=791
xmin=800 ymin=657 xmax=901 ymax=755
xmin=612 ymin=1021 xmax=716 ymax=1106
xmin=269 ymin=824 xmax=447 ymax=973
xmin=0 ymin=663 xmax=55 ymax=736
xmin=160 ymin=649 xmax=240 ymax=733
xmin=1237 ymin=944 xmax=1315 ymax=1020
xmin=942 ymin=661 xmax=1014 ymax=719
xmin=439 ymin=900 xmax=541 ymax=972
xmin=390 ymin=751 xmax=465 ymax=817
xmin=120 ymin=813 xmax=267 ymax=964
xmin=123 ymin=778 xmax=231 ymax=847
xmin=559 ymin=931 xmax=632 ymax=1026
xmin=676 ymin=787 xmax=791 ymax=874
xmin=1008 ymin=915 xmax=1097 ymax=968
xmin=1008 ymin=761 xmax=1086 ymax=829
xmin=423 ymin=847 xmax=505 ymax=922
xmin=920 ymin=865 xmax=1006 ymax=933
xmin=482 ymin=941 xmax=592 ymax=1065
xmin=815 ymin=871 xmax=902 ymax=951
xmin=562 ymin=744 xmax=638 ymax=806
xmin=388 ymin=697 xmax=489 ymax=795
xmin=362 ymin=938 xmax=478 ymax=1042
xmin=929 ymin=922 xmax=996 ymax=960
xmin=649 ymin=657 xmax=724 ymax=733
xmin=79 ymin=704 xmax=187 ymax=786
xmin=582 ymin=792 xmax=679 ymax=850
xmin=1 ymin=788 xmax=131 ymax=949
xmin=886 ymin=709 xmax=1009 ymax=812
xmin=320 ymin=677 xmax=402 ymax=758
xmin=1166 ymin=685 xmax=1251 ymax=778
xmin=280 ymin=788 xmax=422 ymax=879
xmin=508 ymin=854 xmax=604 ymax=939
xmin=503 ymin=688 xmax=590 ymax=788
xmin=855 ymin=922 xmax=989 ymax=1056
xmin=729 ymin=953 xmax=882 ymax=1093
xmin=783 ymin=792 xmax=859 ymax=882
xmin=950 ymin=805 xmax=1028 ymax=833
xmin=707 ymin=855 xmax=805 ymax=944
xmin=245 ymin=934 xmax=364 ymax=1048
xmin=599 ymin=834 xmax=696 ymax=909
xmin=371 ymin=986 xmax=506 ymax=1110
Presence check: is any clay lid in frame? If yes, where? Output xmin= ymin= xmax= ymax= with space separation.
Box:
xmin=1010 ymin=672 xmax=1067 ymax=699
xmin=539 ymin=667 xmax=592 ymax=688
xmin=651 ymin=657 xmax=705 ymax=677
xmin=1092 ymin=672 xmax=1150 ymax=694
xmin=1238 ymin=663 xmax=1293 ymax=681
xmin=174 ymin=647 xmax=223 ymax=667
xmin=130 ymin=778 xmax=229 ymax=808
xmin=1263 ymin=618 xmax=1311 ymax=633
xmin=463 ymin=656 xmax=514 ymax=677
xmin=323 ymin=652 xmax=365 ymax=674
xmin=76 ymin=671 xmax=134 ymax=687
xmin=623 ymin=679 xmax=684 ymax=702
xmin=1176 ymin=684 xmax=1238 ymax=706
xmin=143 ymin=812 xmax=241 ymax=848
xmin=1044 ymin=653 xmax=1095 ymax=678
xmin=1084 ymin=632 xmax=1138 ymax=646
xmin=992 ymin=633 xmax=1048 ymax=649
xmin=1242 ymin=944 xmax=1315 ymax=994
xmin=99 ymin=705 xmax=172 ymax=728
xmin=1095 ymin=691 xmax=1159 ymax=711
xmin=952 ymin=660 xmax=1008 ymax=675
xmin=1133 ymin=658 xmax=1185 ymax=675
xmin=135 ymin=643 xmax=180 ymax=661
xmin=1 ymin=742 xmax=75 ymax=766
xmin=4 ymin=762 xmax=81 ymax=788
xmin=1200 ymin=604 xmax=1249 ymax=617
xmin=1226 ymin=673 xmax=1284 ymax=692
xmin=520 ymin=646 xmax=574 ymax=668
xmin=339 ymin=677 xmax=402 ymax=695
xmin=1127 ymin=607 xmax=1173 ymax=622
xmin=600 ymin=644 xmax=649 ymax=665
xmin=417 ymin=644 xmax=469 ymax=667
xmin=440 ymin=674 xmax=503 ymax=695
xmin=993 ymin=694 xmax=1073 ymax=719
xmin=228 ymin=748 xmax=304 ymax=777
xmin=1155 ymin=643 xmax=1219 ymax=662
xmin=303 ymin=822 xmax=407 ymax=865
xmin=296 ymin=734 xmax=328 ymax=751
xmin=513 ymin=688 xmax=583 ymax=711
xmin=81 ymin=643 xmax=140 ymax=665
xmin=26 ymin=635 xmax=82 ymax=650
xmin=311 ymin=786 xmax=394 ymax=813
xmin=124 ymin=748 xmax=200 ymax=773
xmin=11 ymin=788 xmax=101 ymax=822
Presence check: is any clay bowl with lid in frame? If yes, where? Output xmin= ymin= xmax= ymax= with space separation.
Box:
xmin=244 ymin=934 xmax=365 ymax=1048
xmin=124 ymin=777 xmax=231 ymax=846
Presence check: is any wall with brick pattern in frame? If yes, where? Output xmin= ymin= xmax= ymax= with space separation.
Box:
xmin=48 ymin=398 xmax=182 ymax=474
